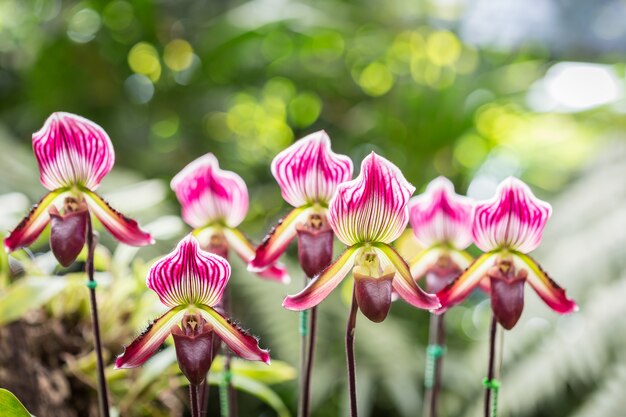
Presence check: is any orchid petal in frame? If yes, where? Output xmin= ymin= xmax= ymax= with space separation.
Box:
xmin=328 ymin=152 xmax=415 ymax=246
xmin=472 ymin=177 xmax=552 ymax=253
xmin=249 ymin=206 xmax=314 ymax=271
xmin=283 ymin=245 xmax=360 ymax=310
xmin=115 ymin=306 xmax=187 ymax=368
xmin=82 ymin=190 xmax=153 ymax=246
xmin=198 ymin=305 xmax=270 ymax=364
xmin=408 ymin=177 xmax=473 ymax=249
xmin=33 ymin=112 xmax=115 ymax=191
xmin=372 ymin=243 xmax=440 ymax=310
xmin=171 ymin=154 xmax=249 ymax=229
xmin=448 ymin=249 xmax=473 ymax=271
xmin=222 ymin=227 xmax=291 ymax=284
xmin=435 ymin=253 xmax=498 ymax=313
xmin=271 ymin=130 xmax=353 ymax=207
xmin=4 ymin=190 xmax=67 ymax=252
xmin=513 ymin=253 xmax=578 ymax=314
xmin=147 ymin=234 xmax=231 ymax=308
xmin=408 ymin=247 xmax=444 ymax=281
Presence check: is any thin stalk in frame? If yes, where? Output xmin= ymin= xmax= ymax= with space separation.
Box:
xmin=190 ymin=384 xmax=201 ymax=417
xmin=346 ymin=285 xmax=359 ymax=417
xmin=86 ymin=216 xmax=110 ymax=417
xmin=220 ymin=285 xmax=236 ymax=417
xmin=299 ymin=272 xmax=318 ymax=417
xmin=484 ymin=315 xmax=498 ymax=417
xmin=422 ymin=313 xmax=446 ymax=417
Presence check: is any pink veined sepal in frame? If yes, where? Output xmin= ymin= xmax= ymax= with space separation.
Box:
xmin=146 ymin=234 xmax=230 ymax=308
xmin=472 ymin=177 xmax=552 ymax=253
xmin=271 ymin=130 xmax=353 ymax=207
xmin=408 ymin=176 xmax=473 ymax=249
xmin=328 ymin=152 xmax=416 ymax=246
xmin=33 ymin=112 xmax=115 ymax=191
xmin=171 ymin=153 xmax=249 ymax=229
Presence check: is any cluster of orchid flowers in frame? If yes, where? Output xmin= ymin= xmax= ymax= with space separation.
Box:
xmin=3 ymin=112 xmax=577 ymax=417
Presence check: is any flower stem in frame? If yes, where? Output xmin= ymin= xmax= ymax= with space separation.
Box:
xmin=298 ymin=276 xmax=318 ymax=417
xmin=422 ymin=313 xmax=446 ymax=417
xmin=85 ymin=216 xmax=110 ymax=417
xmin=484 ymin=314 xmax=498 ymax=417
xmin=220 ymin=285 xmax=236 ymax=417
xmin=346 ymin=284 xmax=359 ymax=417
xmin=189 ymin=384 xmax=201 ymax=417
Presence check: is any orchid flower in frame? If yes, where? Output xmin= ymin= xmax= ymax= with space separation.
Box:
xmin=4 ymin=112 xmax=153 ymax=266
xmin=115 ymin=234 xmax=270 ymax=370
xmin=249 ymin=131 xmax=353 ymax=278
xmin=171 ymin=153 xmax=289 ymax=283
xmin=436 ymin=177 xmax=578 ymax=329
xmin=284 ymin=152 xmax=440 ymax=322
xmin=408 ymin=177 xmax=474 ymax=293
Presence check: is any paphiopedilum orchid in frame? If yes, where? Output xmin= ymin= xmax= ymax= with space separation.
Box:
xmin=284 ymin=152 xmax=440 ymax=322
xmin=4 ymin=112 xmax=153 ymax=265
xmin=115 ymin=234 xmax=270 ymax=371
xmin=408 ymin=177 xmax=474 ymax=293
xmin=436 ymin=177 xmax=578 ymax=329
xmin=249 ymin=130 xmax=353 ymax=278
xmin=171 ymin=153 xmax=289 ymax=283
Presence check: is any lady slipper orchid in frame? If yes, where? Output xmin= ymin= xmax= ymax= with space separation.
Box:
xmin=249 ymin=130 xmax=353 ymax=278
xmin=171 ymin=153 xmax=289 ymax=283
xmin=436 ymin=177 xmax=578 ymax=329
xmin=115 ymin=234 xmax=270 ymax=371
xmin=408 ymin=177 xmax=474 ymax=293
xmin=4 ymin=112 xmax=153 ymax=265
xmin=284 ymin=152 xmax=440 ymax=322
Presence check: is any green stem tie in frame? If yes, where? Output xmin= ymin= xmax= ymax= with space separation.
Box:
xmin=219 ymin=370 xmax=232 ymax=417
xmin=86 ymin=280 xmax=98 ymax=290
xmin=483 ymin=378 xmax=500 ymax=417
xmin=424 ymin=344 xmax=446 ymax=389
xmin=299 ymin=310 xmax=309 ymax=336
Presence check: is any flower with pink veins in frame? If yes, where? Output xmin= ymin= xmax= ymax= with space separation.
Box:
xmin=436 ymin=177 xmax=578 ymax=329
xmin=115 ymin=234 xmax=269 ymax=369
xmin=408 ymin=177 xmax=474 ymax=293
xmin=249 ymin=130 xmax=353 ymax=278
xmin=4 ymin=112 xmax=153 ymax=266
xmin=171 ymin=153 xmax=289 ymax=283
xmin=283 ymin=152 xmax=440 ymax=322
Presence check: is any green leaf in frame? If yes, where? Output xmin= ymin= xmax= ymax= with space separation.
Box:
xmin=208 ymin=373 xmax=291 ymax=417
xmin=0 ymin=276 xmax=68 ymax=325
xmin=211 ymin=356 xmax=297 ymax=384
xmin=0 ymin=389 xmax=31 ymax=417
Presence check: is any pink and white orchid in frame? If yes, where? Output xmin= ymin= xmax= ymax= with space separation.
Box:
xmin=283 ymin=152 xmax=440 ymax=322
xmin=171 ymin=153 xmax=289 ymax=283
xmin=249 ymin=131 xmax=353 ymax=277
xmin=4 ymin=112 xmax=152 ymax=264
xmin=408 ymin=177 xmax=474 ymax=293
xmin=436 ymin=177 xmax=577 ymax=329
xmin=115 ymin=234 xmax=270 ymax=369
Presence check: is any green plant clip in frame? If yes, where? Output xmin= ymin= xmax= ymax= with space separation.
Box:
xmin=424 ymin=344 xmax=446 ymax=389
xmin=85 ymin=280 xmax=98 ymax=290
xmin=219 ymin=370 xmax=233 ymax=417
xmin=299 ymin=310 xmax=309 ymax=336
xmin=482 ymin=378 xmax=500 ymax=417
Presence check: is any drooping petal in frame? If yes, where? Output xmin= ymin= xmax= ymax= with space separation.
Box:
xmin=4 ymin=190 xmax=67 ymax=252
xmin=435 ymin=253 xmax=499 ymax=313
xmin=198 ymin=305 xmax=270 ymax=364
xmin=222 ymin=227 xmax=291 ymax=284
xmin=249 ymin=206 xmax=314 ymax=272
xmin=372 ymin=243 xmax=440 ymax=310
xmin=271 ymin=130 xmax=353 ymax=207
xmin=33 ymin=112 xmax=115 ymax=191
xmin=146 ymin=234 xmax=231 ymax=308
xmin=82 ymin=190 xmax=153 ymax=246
xmin=408 ymin=177 xmax=473 ymax=249
xmin=472 ymin=177 xmax=552 ymax=253
xmin=408 ymin=247 xmax=445 ymax=281
xmin=115 ymin=306 xmax=187 ymax=369
xmin=171 ymin=154 xmax=249 ymax=229
xmin=513 ymin=253 xmax=578 ymax=314
xmin=328 ymin=152 xmax=416 ymax=246
xmin=283 ymin=245 xmax=361 ymax=310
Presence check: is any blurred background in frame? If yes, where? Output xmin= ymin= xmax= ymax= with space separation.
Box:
xmin=0 ymin=0 xmax=625 ymax=416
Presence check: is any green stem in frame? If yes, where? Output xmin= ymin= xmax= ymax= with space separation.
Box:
xmin=346 ymin=284 xmax=359 ymax=417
